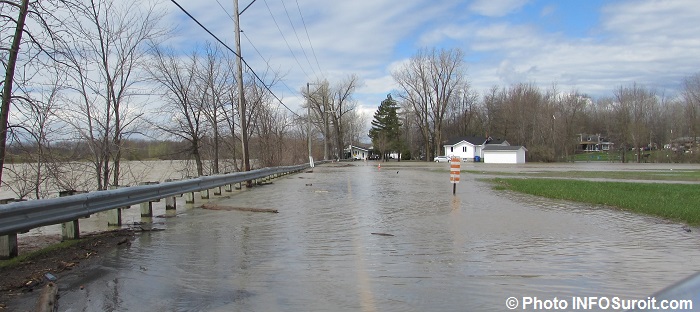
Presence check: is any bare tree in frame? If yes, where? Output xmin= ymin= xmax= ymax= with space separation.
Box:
xmin=5 ymin=65 xmax=66 ymax=198
xmin=147 ymin=47 xmax=206 ymax=176
xmin=197 ymin=44 xmax=230 ymax=174
xmin=682 ymin=73 xmax=700 ymax=144
xmin=613 ymin=83 xmax=657 ymax=162
xmin=303 ymin=80 xmax=331 ymax=159
xmin=328 ymin=74 xmax=359 ymax=159
xmin=60 ymin=0 xmax=165 ymax=189
xmin=548 ymin=86 xmax=590 ymax=160
xmin=393 ymin=48 xmax=465 ymax=160
xmin=253 ymin=100 xmax=291 ymax=166
xmin=0 ymin=0 xmax=30 ymax=188
xmin=0 ymin=0 xmax=69 ymax=189
xmin=444 ymin=82 xmax=481 ymax=138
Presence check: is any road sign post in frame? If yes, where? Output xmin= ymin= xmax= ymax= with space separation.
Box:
xmin=450 ymin=156 xmax=461 ymax=194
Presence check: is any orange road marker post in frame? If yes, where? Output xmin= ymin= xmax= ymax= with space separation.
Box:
xmin=450 ymin=156 xmax=461 ymax=195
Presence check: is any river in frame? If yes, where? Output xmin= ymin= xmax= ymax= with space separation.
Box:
xmin=9 ymin=162 xmax=700 ymax=311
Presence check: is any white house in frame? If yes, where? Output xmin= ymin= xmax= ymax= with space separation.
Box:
xmin=345 ymin=145 xmax=370 ymax=160
xmin=442 ymin=136 xmax=509 ymax=162
xmin=482 ymin=145 xmax=528 ymax=164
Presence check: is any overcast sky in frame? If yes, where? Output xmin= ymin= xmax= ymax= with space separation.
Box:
xmin=164 ymin=0 xmax=700 ymax=118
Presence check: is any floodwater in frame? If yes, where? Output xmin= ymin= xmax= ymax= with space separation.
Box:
xmin=8 ymin=162 xmax=700 ymax=311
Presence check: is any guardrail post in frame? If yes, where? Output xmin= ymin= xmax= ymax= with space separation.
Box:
xmin=62 ymin=220 xmax=80 ymax=241
xmin=60 ymin=190 xmax=81 ymax=240
xmin=184 ymin=191 xmax=195 ymax=204
xmin=0 ymin=234 xmax=18 ymax=259
xmin=213 ymin=186 xmax=222 ymax=196
xmin=200 ymin=188 xmax=210 ymax=199
xmin=164 ymin=179 xmax=177 ymax=210
xmin=107 ymin=186 xmax=129 ymax=226
xmin=138 ymin=182 xmax=159 ymax=217
xmin=235 ymin=182 xmax=242 ymax=190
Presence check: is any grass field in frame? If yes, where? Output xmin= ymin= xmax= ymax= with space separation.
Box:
xmin=467 ymin=169 xmax=700 ymax=181
xmin=491 ymin=178 xmax=700 ymax=225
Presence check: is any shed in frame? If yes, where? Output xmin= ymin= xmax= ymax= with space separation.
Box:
xmin=482 ymin=145 xmax=527 ymax=164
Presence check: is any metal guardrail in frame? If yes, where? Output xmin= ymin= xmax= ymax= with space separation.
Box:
xmin=628 ymin=271 xmax=700 ymax=311
xmin=0 ymin=163 xmax=313 ymax=237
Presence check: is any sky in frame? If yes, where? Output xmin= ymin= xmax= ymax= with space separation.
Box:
xmin=164 ymin=0 xmax=700 ymax=123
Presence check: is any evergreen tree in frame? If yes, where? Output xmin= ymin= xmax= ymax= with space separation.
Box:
xmin=369 ymin=94 xmax=402 ymax=160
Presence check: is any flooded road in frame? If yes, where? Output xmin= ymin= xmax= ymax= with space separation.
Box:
xmin=13 ymin=162 xmax=700 ymax=311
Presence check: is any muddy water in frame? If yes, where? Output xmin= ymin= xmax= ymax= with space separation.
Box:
xmin=12 ymin=162 xmax=700 ymax=311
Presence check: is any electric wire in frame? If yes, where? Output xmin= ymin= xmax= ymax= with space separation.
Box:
xmin=295 ymin=0 xmax=324 ymax=79
xmin=262 ymin=0 xmax=311 ymax=80
xmin=214 ymin=0 xmax=301 ymax=98
xmin=169 ymin=0 xmax=301 ymax=118
xmin=279 ymin=0 xmax=318 ymax=81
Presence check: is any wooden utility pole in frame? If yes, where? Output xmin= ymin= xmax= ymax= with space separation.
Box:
xmin=233 ymin=0 xmax=250 ymax=180
xmin=307 ymin=83 xmax=312 ymax=162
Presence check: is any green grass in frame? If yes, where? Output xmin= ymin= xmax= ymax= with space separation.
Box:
xmin=466 ymin=170 xmax=700 ymax=182
xmin=0 ymin=239 xmax=81 ymax=269
xmin=570 ymin=151 xmax=620 ymax=162
xmin=492 ymin=178 xmax=700 ymax=225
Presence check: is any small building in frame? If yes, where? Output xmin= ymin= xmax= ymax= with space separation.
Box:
xmin=442 ymin=136 xmax=509 ymax=162
xmin=578 ymin=134 xmax=614 ymax=152
xmin=482 ymin=145 xmax=528 ymax=164
xmin=345 ymin=144 xmax=370 ymax=160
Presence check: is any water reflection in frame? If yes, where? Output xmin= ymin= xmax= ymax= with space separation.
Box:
xmin=13 ymin=162 xmax=700 ymax=311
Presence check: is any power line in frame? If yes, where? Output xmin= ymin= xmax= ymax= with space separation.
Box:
xmin=262 ymin=0 xmax=311 ymax=80
xmin=296 ymin=0 xmax=324 ymax=79
xmin=279 ymin=0 xmax=318 ymax=81
xmin=168 ymin=0 xmax=301 ymax=118
xmin=214 ymin=0 xmax=302 ymax=98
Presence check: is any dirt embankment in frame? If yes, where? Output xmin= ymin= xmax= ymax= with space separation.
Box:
xmin=0 ymin=229 xmax=135 ymax=310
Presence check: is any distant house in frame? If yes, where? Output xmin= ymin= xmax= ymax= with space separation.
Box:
xmin=578 ymin=134 xmax=614 ymax=152
xmin=345 ymin=144 xmax=370 ymax=160
xmin=442 ymin=136 xmax=509 ymax=162
xmin=482 ymin=145 xmax=528 ymax=164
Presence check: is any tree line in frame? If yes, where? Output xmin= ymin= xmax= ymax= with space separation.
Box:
xmin=371 ymin=47 xmax=700 ymax=163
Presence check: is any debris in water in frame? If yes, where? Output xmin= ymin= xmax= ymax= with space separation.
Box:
xmin=201 ymin=204 xmax=279 ymax=213
xmin=371 ymin=232 xmax=394 ymax=237
xmin=44 ymin=273 xmax=57 ymax=282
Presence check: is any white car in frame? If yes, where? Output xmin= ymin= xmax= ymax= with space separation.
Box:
xmin=434 ymin=156 xmax=449 ymax=162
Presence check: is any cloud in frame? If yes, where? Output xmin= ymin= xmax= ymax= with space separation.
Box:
xmin=416 ymin=0 xmax=700 ymax=97
xmin=540 ymin=5 xmax=556 ymax=17
xmin=164 ymin=0 xmax=700 ymax=106
xmin=469 ymin=0 xmax=530 ymax=17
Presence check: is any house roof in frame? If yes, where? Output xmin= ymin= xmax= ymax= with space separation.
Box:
xmin=482 ymin=145 xmax=528 ymax=151
xmin=346 ymin=144 xmax=369 ymax=152
xmin=486 ymin=138 xmax=507 ymax=145
xmin=445 ymin=136 xmax=507 ymax=146
xmin=445 ymin=136 xmax=486 ymax=145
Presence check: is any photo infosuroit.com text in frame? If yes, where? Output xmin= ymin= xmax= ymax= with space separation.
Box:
xmin=505 ymin=296 xmax=694 ymax=310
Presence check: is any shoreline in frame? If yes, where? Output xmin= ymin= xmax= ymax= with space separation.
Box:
xmin=0 ymin=229 xmax=135 ymax=310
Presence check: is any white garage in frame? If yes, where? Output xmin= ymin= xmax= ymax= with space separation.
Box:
xmin=482 ymin=145 xmax=527 ymax=164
